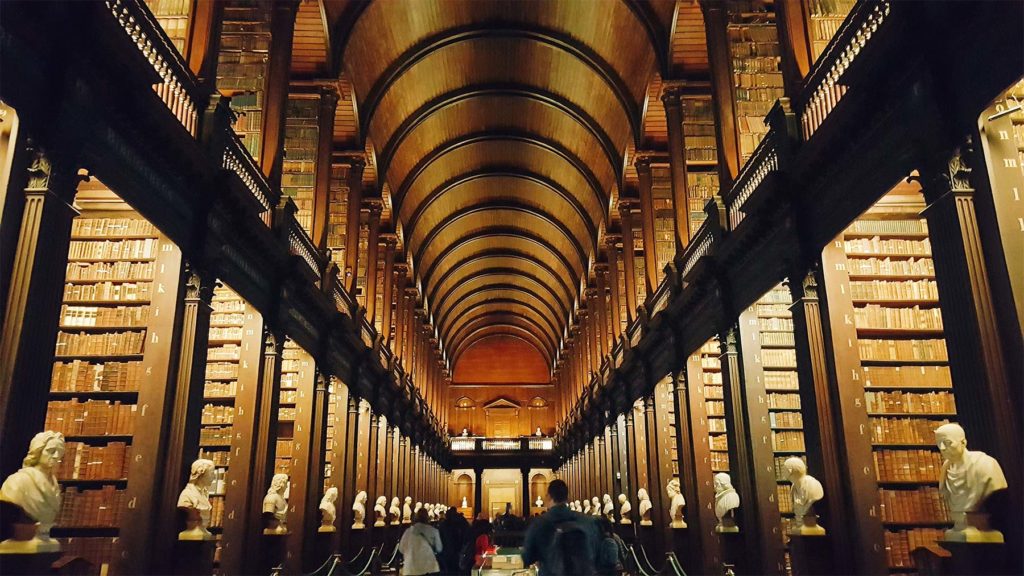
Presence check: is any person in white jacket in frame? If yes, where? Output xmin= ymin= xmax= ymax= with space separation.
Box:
xmin=399 ymin=508 xmax=443 ymax=576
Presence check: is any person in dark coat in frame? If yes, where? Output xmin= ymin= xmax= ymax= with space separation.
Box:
xmin=438 ymin=506 xmax=469 ymax=575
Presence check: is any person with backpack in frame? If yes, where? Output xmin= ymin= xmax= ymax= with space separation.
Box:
xmin=399 ymin=508 xmax=443 ymax=576
xmin=595 ymin=518 xmax=624 ymax=576
xmin=438 ymin=507 xmax=469 ymax=575
xmin=522 ymin=479 xmax=600 ymax=576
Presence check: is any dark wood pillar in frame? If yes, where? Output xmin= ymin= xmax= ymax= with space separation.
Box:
xmin=642 ymin=394 xmax=666 ymax=556
xmin=326 ymin=378 xmax=351 ymax=550
xmin=609 ymin=420 xmax=622 ymax=498
xmin=0 ymin=149 xmax=78 ymax=477
xmin=605 ymin=237 xmax=624 ymax=339
xmin=342 ymin=157 xmax=365 ymax=293
xmin=259 ymin=0 xmax=299 ymax=187
xmin=679 ymin=360 xmax=721 ymax=574
xmin=775 ymin=0 xmax=814 ymax=99
xmin=363 ymin=199 xmax=383 ymax=322
xmin=185 ymin=0 xmax=224 ymax=83
xmin=380 ymin=235 xmax=398 ymax=342
xmin=312 ymin=87 xmax=339 ymax=251
xmin=720 ymin=324 xmax=784 ymax=575
xmin=701 ymin=0 xmax=741 ymax=188
xmin=662 ymin=82 xmax=693 ymax=247
xmin=595 ymin=264 xmax=611 ymax=357
xmin=339 ymin=393 xmax=361 ymax=551
xmin=635 ymin=156 xmax=659 ymax=298
xmin=624 ymin=401 xmax=641 ymax=518
xmin=296 ymin=373 xmax=330 ymax=571
xmin=618 ymin=200 xmax=641 ymax=320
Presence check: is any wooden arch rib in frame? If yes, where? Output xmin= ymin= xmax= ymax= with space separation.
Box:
xmin=428 ymin=250 xmax=574 ymax=316
xmin=416 ymin=215 xmax=588 ymax=284
xmin=404 ymin=169 xmax=598 ymax=248
xmin=393 ymin=131 xmax=609 ymax=224
xmin=437 ymin=287 xmax=564 ymax=341
xmin=377 ymin=84 xmax=622 ymax=187
xmin=452 ymin=326 xmax=553 ymax=369
xmin=358 ymin=26 xmax=641 ymax=149
xmin=435 ymin=275 xmax=566 ymax=341
xmin=444 ymin=300 xmax=561 ymax=351
xmin=449 ymin=312 xmax=557 ymax=362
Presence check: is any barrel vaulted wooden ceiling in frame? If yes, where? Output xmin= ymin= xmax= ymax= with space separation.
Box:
xmin=296 ymin=0 xmax=710 ymax=373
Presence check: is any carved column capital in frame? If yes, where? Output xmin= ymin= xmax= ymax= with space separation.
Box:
xmin=183 ymin=263 xmax=217 ymax=304
xmin=660 ymin=81 xmax=687 ymax=108
xmin=617 ymin=198 xmax=640 ymax=216
xmin=633 ymin=154 xmax=654 ymax=173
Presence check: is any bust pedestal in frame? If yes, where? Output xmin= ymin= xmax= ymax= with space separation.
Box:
xmin=258 ymin=532 xmax=288 ymax=574
xmin=912 ymin=540 xmax=1012 ymax=576
xmin=172 ymin=539 xmax=216 ymax=576
xmin=789 ymin=534 xmax=834 ymax=576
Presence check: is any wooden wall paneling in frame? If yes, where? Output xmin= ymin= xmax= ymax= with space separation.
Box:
xmin=816 ymin=242 xmax=888 ymax=574
xmin=219 ymin=308 xmax=269 ymax=575
xmin=680 ymin=356 xmax=722 ymax=574
xmin=605 ymin=424 xmax=617 ymax=502
xmin=654 ymin=378 xmax=679 ymax=551
xmin=642 ymin=394 xmax=666 ymax=557
xmin=0 ymin=153 xmax=78 ymax=479
xmin=326 ymin=377 xmax=351 ymax=552
xmin=152 ymin=266 xmax=215 ymax=570
xmin=117 ymin=233 xmax=186 ymax=574
xmin=283 ymin=349 xmax=317 ymax=574
xmin=624 ymin=401 xmax=641 ymax=522
xmin=720 ymin=321 xmax=785 ymax=575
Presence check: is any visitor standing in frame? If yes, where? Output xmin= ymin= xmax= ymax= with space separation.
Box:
xmin=399 ymin=508 xmax=443 ymax=576
xmin=438 ymin=507 xmax=469 ymax=575
xmin=522 ymin=479 xmax=600 ymax=575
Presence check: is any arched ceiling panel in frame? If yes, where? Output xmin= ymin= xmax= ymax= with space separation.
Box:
xmin=438 ymin=287 xmax=564 ymax=341
xmin=445 ymin=301 xmax=560 ymax=351
xmin=453 ymin=326 xmax=554 ymax=368
xmin=449 ymin=313 xmax=558 ymax=363
xmin=429 ymin=253 xmax=574 ymax=318
xmin=435 ymin=273 xmax=567 ymax=342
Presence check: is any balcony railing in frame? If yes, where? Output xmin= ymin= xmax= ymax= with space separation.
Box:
xmin=450 ymin=437 xmax=554 ymax=452
xmin=724 ymin=130 xmax=779 ymax=230
xmin=222 ymin=131 xmax=277 ymax=226
xmin=105 ymin=0 xmax=200 ymax=136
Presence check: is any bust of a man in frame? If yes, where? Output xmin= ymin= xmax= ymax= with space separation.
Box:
xmin=602 ymin=494 xmax=614 ymax=521
xmin=713 ymin=473 xmax=739 ymax=533
xmin=785 ymin=458 xmax=825 ymax=535
xmin=637 ymin=488 xmax=652 ymax=526
xmin=403 ymin=496 xmax=413 ymax=524
xmin=319 ymin=487 xmax=338 ymax=532
xmin=262 ymin=473 xmax=289 ymax=534
xmin=666 ymin=478 xmax=687 ymax=528
xmin=582 ymin=499 xmax=591 ymax=515
xmin=352 ymin=491 xmax=367 ymax=529
xmin=390 ymin=497 xmax=402 ymax=525
xmin=590 ymin=497 xmax=601 ymax=517
xmin=0 ymin=431 xmax=66 ymax=552
xmin=374 ymin=496 xmax=388 ymax=526
xmin=177 ymin=458 xmax=215 ymax=540
xmin=618 ymin=494 xmax=632 ymax=524
xmin=935 ymin=423 xmax=1008 ymax=541
xmin=535 ymin=496 xmax=543 ymax=508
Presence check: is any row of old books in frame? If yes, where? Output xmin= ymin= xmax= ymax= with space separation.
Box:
xmin=201 ymin=404 xmax=235 ymax=425
xmin=771 ymin=430 xmax=805 ymax=452
xmin=706 ymin=400 xmax=726 ymax=417
xmin=71 ymin=218 xmax=156 ymax=237
xmin=710 ymin=434 xmax=729 ymax=451
xmin=55 ymin=331 xmax=145 ymax=356
xmin=858 ymin=338 xmax=948 ymax=362
xmin=205 ymin=381 xmax=238 ymax=398
xmin=68 ymin=239 xmax=158 ymax=261
xmin=846 ymin=256 xmax=935 ymax=277
xmin=874 ymin=449 xmax=942 ymax=483
xmin=210 ymin=313 xmax=245 ymax=327
xmin=207 ymin=344 xmax=241 ymax=362
xmin=848 ymin=219 xmax=928 ymax=235
xmin=51 ymin=361 xmax=142 ymax=392
xmin=864 ymin=391 xmax=956 ymax=415
xmin=759 ymin=317 xmax=795 ymax=332
xmin=209 ymin=326 xmax=244 ymax=341
xmin=879 ymin=487 xmax=950 ymax=524
xmin=60 ymin=537 xmax=118 ymax=574
xmin=278 ymin=407 xmax=296 ymax=421
xmin=854 ymin=305 xmax=944 ymax=331
xmin=58 ymin=486 xmax=125 ymax=527
xmin=57 ymin=442 xmax=131 ymax=480
xmin=199 ymin=449 xmax=230 ymax=467
xmin=756 ymin=302 xmax=790 ymax=316
xmin=62 ymin=282 xmax=152 ymax=303
xmin=769 ymin=411 xmax=803 ymax=429
xmin=850 ymin=280 xmax=940 ymax=301
xmin=44 ymin=400 xmax=137 ymax=436
xmin=776 ymin=484 xmax=793 ymax=514
xmin=710 ymin=451 xmax=730 ymax=473
xmin=206 ymin=362 xmax=239 ymax=380
xmin=65 ymin=260 xmax=155 ymax=281
xmin=774 ymin=455 xmax=806 ymax=482
xmin=60 ymin=305 xmax=149 ymax=329
xmin=212 ymin=297 xmax=245 ymax=313
xmin=870 ymin=417 xmax=950 ymax=445
xmin=767 ymin=393 xmax=801 ymax=410
xmin=764 ymin=371 xmax=800 ymax=390
xmin=884 ymin=528 xmax=945 ymax=569
xmin=844 ymin=237 xmax=931 ymax=256
xmin=708 ymin=418 xmax=728 ymax=433
xmin=762 ymin=348 xmax=797 ymax=369
xmin=200 ymin=426 xmax=232 ymax=447
xmin=862 ymin=366 xmax=952 ymax=389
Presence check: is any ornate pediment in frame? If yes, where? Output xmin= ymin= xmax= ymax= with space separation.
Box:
xmin=482 ymin=398 xmax=521 ymax=412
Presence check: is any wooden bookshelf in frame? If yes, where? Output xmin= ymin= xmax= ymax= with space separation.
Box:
xmin=327 ymin=163 xmax=351 ymax=269
xmin=276 ymin=341 xmax=302 ymax=474
xmin=805 ymin=0 xmax=856 ymax=61
xmin=727 ymin=1 xmax=784 ymax=164
xmin=216 ymin=0 xmax=272 ymax=158
xmin=143 ymin=0 xmax=192 ymax=54
xmin=682 ymin=96 xmax=720 ymax=237
xmin=835 ymin=187 xmax=956 ymax=571
xmin=47 ymin=205 xmax=179 ymax=574
xmin=696 ymin=339 xmax=730 ymax=474
xmin=282 ymin=96 xmax=320 ymax=235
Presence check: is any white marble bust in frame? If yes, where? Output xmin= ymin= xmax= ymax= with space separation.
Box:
xmin=785 ymin=458 xmax=825 ymax=535
xmin=414 ymin=501 xmax=423 ymax=516
xmin=461 ymin=496 xmax=469 ymax=509
xmin=666 ymin=478 xmax=687 ymax=529
xmin=637 ymin=488 xmax=653 ymax=526
xmin=319 ymin=487 xmax=338 ymax=532
xmin=403 ymin=496 xmax=413 ymax=524
xmin=425 ymin=503 xmax=435 ymax=521
xmin=618 ymin=494 xmax=632 ymax=524
xmin=0 ymin=431 xmax=66 ymax=552
xmin=352 ymin=490 xmax=367 ymax=529
xmin=582 ymin=499 xmax=591 ymax=515
xmin=390 ymin=497 xmax=402 ymax=525
xmin=602 ymin=494 xmax=614 ymax=521
xmin=570 ymin=500 xmax=579 ymax=512
xmin=935 ymin=423 xmax=1008 ymax=541
xmin=590 ymin=497 xmax=601 ymax=517
xmin=374 ymin=496 xmax=388 ymax=527
xmin=535 ymin=496 xmax=544 ymax=508
xmin=262 ymin=473 xmax=289 ymax=534
xmin=177 ymin=458 xmax=215 ymax=540
xmin=713 ymin=473 xmax=740 ymax=533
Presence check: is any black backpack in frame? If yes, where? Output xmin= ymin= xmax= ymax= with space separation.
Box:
xmin=457 ymin=539 xmax=476 ymax=572
xmin=547 ymin=520 xmax=596 ymax=575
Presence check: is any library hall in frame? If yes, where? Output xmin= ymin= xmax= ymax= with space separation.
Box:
xmin=0 ymin=1 xmax=1020 ymax=575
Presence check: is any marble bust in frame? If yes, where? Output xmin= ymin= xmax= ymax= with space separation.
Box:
xmin=666 ymin=478 xmax=686 ymax=529
xmin=262 ymin=473 xmax=289 ymax=534
xmin=590 ymin=497 xmax=601 ymax=517
xmin=602 ymin=494 xmax=614 ymax=521
xmin=319 ymin=487 xmax=338 ymax=532
xmin=713 ymin=473 xmax=740 ymax=533
xmin=571 ymin=500 xmax=580 ymax=512
xmin=390 ymin=497 xmax=402 ymax=525
xmin=0 ymin=431 xmax=66 ymax=552
xmin=403 ymin=496 xmax=413 ymax=524
xmin=785 ymin=458 xmax=825 ymax=535
xmin=352 ymin=491 xmax=367 ymax=529
xmin=425 ymin=503 xmax=435 ymax=521
xmin=935 ymin=423 xmax=1008 ymax=541
xmin=535 ymin=496 xmax=543 ymax=508
xmin=582 ymin=499 xmax=591 ymax=515
xmin=618 ymin=494 xmax=632 ymax=524
xmin=177 ymin=458 xmax=215 ymax=541
xmin=637 ymin=488 xmax=653 ymax=526
xmin=374 ymin=496 xmax=388 ymax=527
xmin=414 ymin=501 xmax=423 ymax=516
xmin=461 ymin=496 xmax=469 ymax=509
